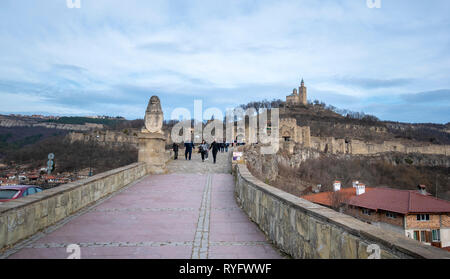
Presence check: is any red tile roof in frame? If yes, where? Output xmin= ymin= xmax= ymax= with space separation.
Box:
xmin=348 ymin=188 xmax=450 ymax=214
xmin=302 ymin=187 xmax=450 ymax=214
xmin=302 ymin=187 xmax=373 ymax=207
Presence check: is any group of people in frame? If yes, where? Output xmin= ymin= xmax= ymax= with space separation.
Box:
xmin=171 ymin=140 xmax=230 ymax=164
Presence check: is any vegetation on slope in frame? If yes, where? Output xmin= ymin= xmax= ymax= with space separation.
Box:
xmin=275 ymin=155 xmax=450 ymax=201
xmin=4 ymin=136 xmax=137 ymax=174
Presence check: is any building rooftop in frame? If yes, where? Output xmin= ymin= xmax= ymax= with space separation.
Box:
xmin=348 ymin=188 xmax=450 ymax=214
xmin=302 ymin=187 xmax=373 ymax=207
xmin=302 ymin=187 xmax=450 ymax=214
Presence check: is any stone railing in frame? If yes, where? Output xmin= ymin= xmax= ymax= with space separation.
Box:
xmin=233 ymin=163 xmax=450 ymax=259
xmin=0 ymin=162 xmax=147 ymax=252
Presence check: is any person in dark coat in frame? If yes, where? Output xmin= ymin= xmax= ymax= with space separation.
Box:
xmin=209 ymin=139 xmax=220 ymax=164
xmin=200 ymin=140 xmax=207 ymax=162
xmin=184 ymin=141 xmax=194 ymax=160
xmin=172 ymin=143 xmax=179 ymax=160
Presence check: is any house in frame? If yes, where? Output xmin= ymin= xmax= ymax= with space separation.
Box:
xmin=42 ymin=175 xmax=57 ymax=183
xmin=302 ymin=184 xmax=450 ymax=249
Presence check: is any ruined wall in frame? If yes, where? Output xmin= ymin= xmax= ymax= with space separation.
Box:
xmin=277 ymin=117 xmax=449 ymax=157
xmin=279 ymin=118 xmax=310 ymax=148
xmin=0 ymin=116 xmax=104 ymax=131
xmin=0 ymin=162 xmax=147 ymax=252
xmin=233 ymin=163 xmax=450 ymax=259
xmin=68 ymin=130 xmax=139 ymax=148
xmin=310 ymin=137 xmax=450 ymax=156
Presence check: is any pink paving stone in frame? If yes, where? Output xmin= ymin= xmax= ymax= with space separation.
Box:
xmin=9 ymin=246 xmax=193 ymax=259
xmin=6 ymin=165 xmax=283 ymax=259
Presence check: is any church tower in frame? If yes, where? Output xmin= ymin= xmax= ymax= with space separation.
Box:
xmin=298 ymin=78 xmax=307 ymax=105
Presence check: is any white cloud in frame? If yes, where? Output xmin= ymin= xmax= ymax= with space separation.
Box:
xmin=0 ymin=0 xmax=449 ymax=122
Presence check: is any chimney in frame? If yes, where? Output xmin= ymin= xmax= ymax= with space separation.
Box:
xmin=356 ymin=183 xmax=366 ymax=196
xmin=333 ymin=181 xmax=341 ymax=192
xmin=352 ymin=180 xmax=359 ymax=188
xmin=417 ymin=184 xmax=427 ymax=195
xmin=314 ymin=184 xmax=322 ymax=193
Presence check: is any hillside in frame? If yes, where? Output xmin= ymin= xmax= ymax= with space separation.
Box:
xmin=277 ymin=102 xmax=450 ymax=145
xmin=0 ymin=115 xmax=142 ymax=156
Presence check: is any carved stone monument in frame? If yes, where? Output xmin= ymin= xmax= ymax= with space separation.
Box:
xmin=138 ymin=96 xmax=167 ymax=174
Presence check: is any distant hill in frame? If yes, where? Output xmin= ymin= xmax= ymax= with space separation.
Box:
xmin=0 ymin=114 xmax=143 ymax=158
xmin=45 ymin=116 xmax=126 ymax=127
xmin=280 ymin=103 xmax=450 ymax=145
xmin=239 ymin=100 xmax=450 ymax=145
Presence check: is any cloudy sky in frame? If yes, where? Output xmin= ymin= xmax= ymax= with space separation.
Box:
xmin=0 ymin=0 xmax=449 ymax=123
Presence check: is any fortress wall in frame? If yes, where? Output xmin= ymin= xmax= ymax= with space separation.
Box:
xmin=310 ymin=136 xmax=450 ymax=156
xmin=406 ymin=145 xmax=450 ymax=156
xmin=67 ymin=131 xmax=139 ymax=147
xmin=233 ymin=163 xmax=450 ymax=259
xmin=0 ymin=162 xmax=147 ymax=252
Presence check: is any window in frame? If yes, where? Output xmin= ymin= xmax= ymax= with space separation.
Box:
xmin=386 ymin=211 xmax=397 ymax=219
xmin=362 ymin=209 xmax=371 ymax=215
xmin=416 ymin=230 xmax=432 ymax=243
xmin=432 ymin=229 xmax=441 ymax=242
xmin=417 ymin=214 xmax=430 ymax=221
xmin=420 ymin=231 xmax=426 ymax=242
xmin=0 ymin=189 xmax=20 ymax=199
xmin=27 ymin=187 xmax=36 ymax=195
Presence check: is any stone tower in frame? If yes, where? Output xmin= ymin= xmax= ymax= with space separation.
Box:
xmin=298 ymin=78 xmax=307 ymax=105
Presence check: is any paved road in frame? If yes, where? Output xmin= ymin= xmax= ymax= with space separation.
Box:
xmin=5 ymin=151 xmax=284 ymax=259
xmin=168 ymin=148 xmax=232 ymax=174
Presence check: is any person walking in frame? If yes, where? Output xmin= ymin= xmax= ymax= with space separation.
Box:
xmin=200 ymin=140 xmax=207 ymax=162
xmin=172 ymin=142 xmax=179 ymax=160
xmin=184 ymin=141 xmax=194 ymax=160
xmin=210 ymin=139 xmax=220 ymax=164
xmin=225 ymin=142 xmax=229 ymax=152
xmin=204 ymin=141 xmax=210 ymax=161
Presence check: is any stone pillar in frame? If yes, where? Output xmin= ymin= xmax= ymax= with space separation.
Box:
xmin=138 ymin=132 xmax=167 ymax=174
xmin=138 ymin=96 xmax=168 ymax=174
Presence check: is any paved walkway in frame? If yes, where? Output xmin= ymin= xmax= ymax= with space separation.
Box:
xmin=5 ymin=151 xmax=283 ymax=259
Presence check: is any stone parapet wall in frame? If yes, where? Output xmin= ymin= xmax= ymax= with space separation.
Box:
xmin=233 ymin=163 xmax=450 ymax=259
xmin=0 ymin=162 xmax=147 ymax=252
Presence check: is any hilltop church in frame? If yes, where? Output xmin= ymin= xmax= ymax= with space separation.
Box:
xmin=286 ymin=78 xmax=307 ymax=105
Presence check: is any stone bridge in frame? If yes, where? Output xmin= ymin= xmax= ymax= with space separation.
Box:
xmin=1 ymin=149 xmax=449 ymax=259
xmin=0 ymin=152 xmax=284 ymax=259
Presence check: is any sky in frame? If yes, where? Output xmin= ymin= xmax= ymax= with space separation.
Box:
xmin=0 ymin=0 xmax=449 ymax=123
